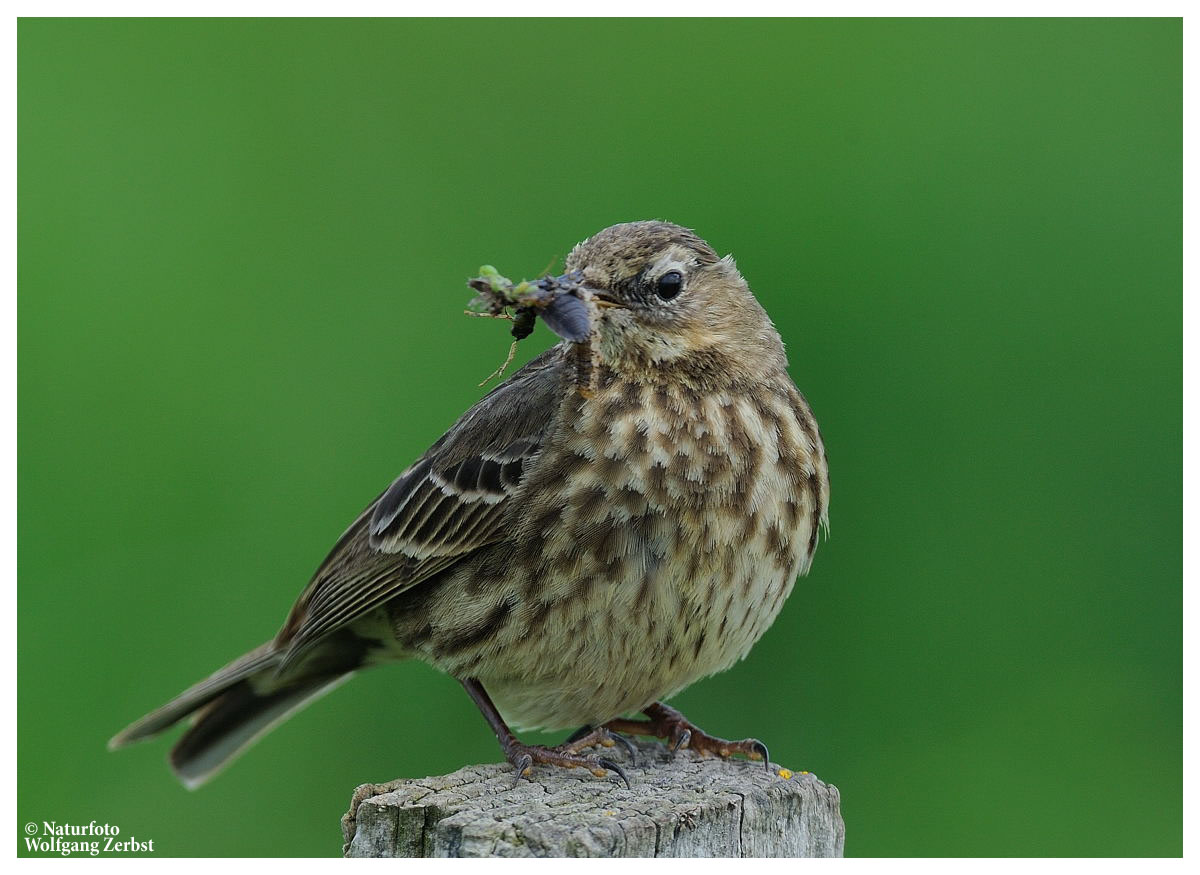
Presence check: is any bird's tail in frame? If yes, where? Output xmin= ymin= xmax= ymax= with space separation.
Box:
xmin=108 ymin=640 xmax=357 ymax=789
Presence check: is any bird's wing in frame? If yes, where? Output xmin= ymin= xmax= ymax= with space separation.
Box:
xmin=275 ymin=345 xmax=568 ymax=665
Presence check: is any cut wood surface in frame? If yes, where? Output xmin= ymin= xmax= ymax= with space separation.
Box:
xmin=342 ymin=739 xmax=844 ymax=857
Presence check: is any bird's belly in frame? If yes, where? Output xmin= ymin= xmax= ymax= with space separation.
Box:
xmin=477 ymin=518 xmax=803 ymax=732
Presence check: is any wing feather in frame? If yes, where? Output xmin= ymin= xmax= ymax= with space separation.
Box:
xmin=275 ymin=346 xmax=567 ymax=665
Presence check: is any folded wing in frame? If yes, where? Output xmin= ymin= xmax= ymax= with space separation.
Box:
xmin=275 ymin=346 xmax=567 ymax=666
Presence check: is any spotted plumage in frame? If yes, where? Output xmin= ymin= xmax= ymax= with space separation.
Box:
xmin=109 ymin=221 xmax=830 ymax=788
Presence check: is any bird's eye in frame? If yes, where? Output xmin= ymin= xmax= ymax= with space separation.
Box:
xmin=655 ymin=270 xmax=683 ymax=300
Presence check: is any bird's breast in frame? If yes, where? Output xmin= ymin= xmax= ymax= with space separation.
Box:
xmin=523 ymin=374 xmax=827 ymax=571
xmin=461 ymin=374 xmax=829 ymax=729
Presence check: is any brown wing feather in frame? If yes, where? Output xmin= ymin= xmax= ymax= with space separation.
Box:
xmin=275 ymin=346 xmax=567 ymax=666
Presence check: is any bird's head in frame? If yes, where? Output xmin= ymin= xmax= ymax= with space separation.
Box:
xmin=564 ymin=221 xmax=787 ymax=383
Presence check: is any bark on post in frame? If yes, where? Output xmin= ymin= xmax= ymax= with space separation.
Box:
xmin=342 ymin=739 xmax=844 ymax=857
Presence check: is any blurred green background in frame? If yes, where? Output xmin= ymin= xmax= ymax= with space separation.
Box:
xmin=18 ymin=18 xmax=1180 ymax=857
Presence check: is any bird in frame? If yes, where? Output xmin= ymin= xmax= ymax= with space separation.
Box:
xmin=109 ymin=220 xmax=831 ymax=789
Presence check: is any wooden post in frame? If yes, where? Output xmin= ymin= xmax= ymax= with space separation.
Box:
xmin=342 ymin=739 xmax=844 ymax=857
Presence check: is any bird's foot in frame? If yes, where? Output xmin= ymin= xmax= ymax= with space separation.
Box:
xmin=605 ymin=701 xmax=770 ymax=771
xmin=502 ymin=731 xmax=632 ymax=790
xmin=459 ymin=678 xmax=634 ymax=790
xmin=563 ymin=724 xmax=640 ymax=765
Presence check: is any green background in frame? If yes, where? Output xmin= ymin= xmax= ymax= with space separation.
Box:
xmin=18 ymin=18 xmax=1181 ymax=857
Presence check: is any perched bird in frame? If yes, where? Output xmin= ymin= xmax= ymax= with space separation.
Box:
xmin=109 ymin=221 xmax=830 ymax=789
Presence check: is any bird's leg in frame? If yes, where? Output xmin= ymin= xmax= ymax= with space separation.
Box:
xmin=459 ymin=678 xmax=631 ymax=789
xmin=605 ymin=702 xmax=771 ymax=771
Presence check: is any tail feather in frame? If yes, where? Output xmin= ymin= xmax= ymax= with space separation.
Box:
xmin=108 ymin=642 xmax=280 ymax=750
xmin=169 ymin=672 xmax=354 ymax=789
xmin=109 ymin=637 xmax=362 ymax=788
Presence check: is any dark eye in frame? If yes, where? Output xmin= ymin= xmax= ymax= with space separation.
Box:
xmin=655 ymin=270 xmax=683 ymax=300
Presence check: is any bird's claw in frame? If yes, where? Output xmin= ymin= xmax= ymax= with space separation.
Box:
xmin=608 ymin=731 xmax=639 ymax=766
xmin=509 ymin=752 xmax=533 ymax=789
xmin=595 ymin=757 xmax=632 ymax=790
xmin=751 ymin=739 xmax=771 ymax=772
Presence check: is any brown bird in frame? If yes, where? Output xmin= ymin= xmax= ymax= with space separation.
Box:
xmin=109 ymin=221 xmax=830 ymax=789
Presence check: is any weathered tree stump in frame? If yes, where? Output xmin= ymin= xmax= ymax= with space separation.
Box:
xmin=342 ymin=739 xmax=844 ymax=857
